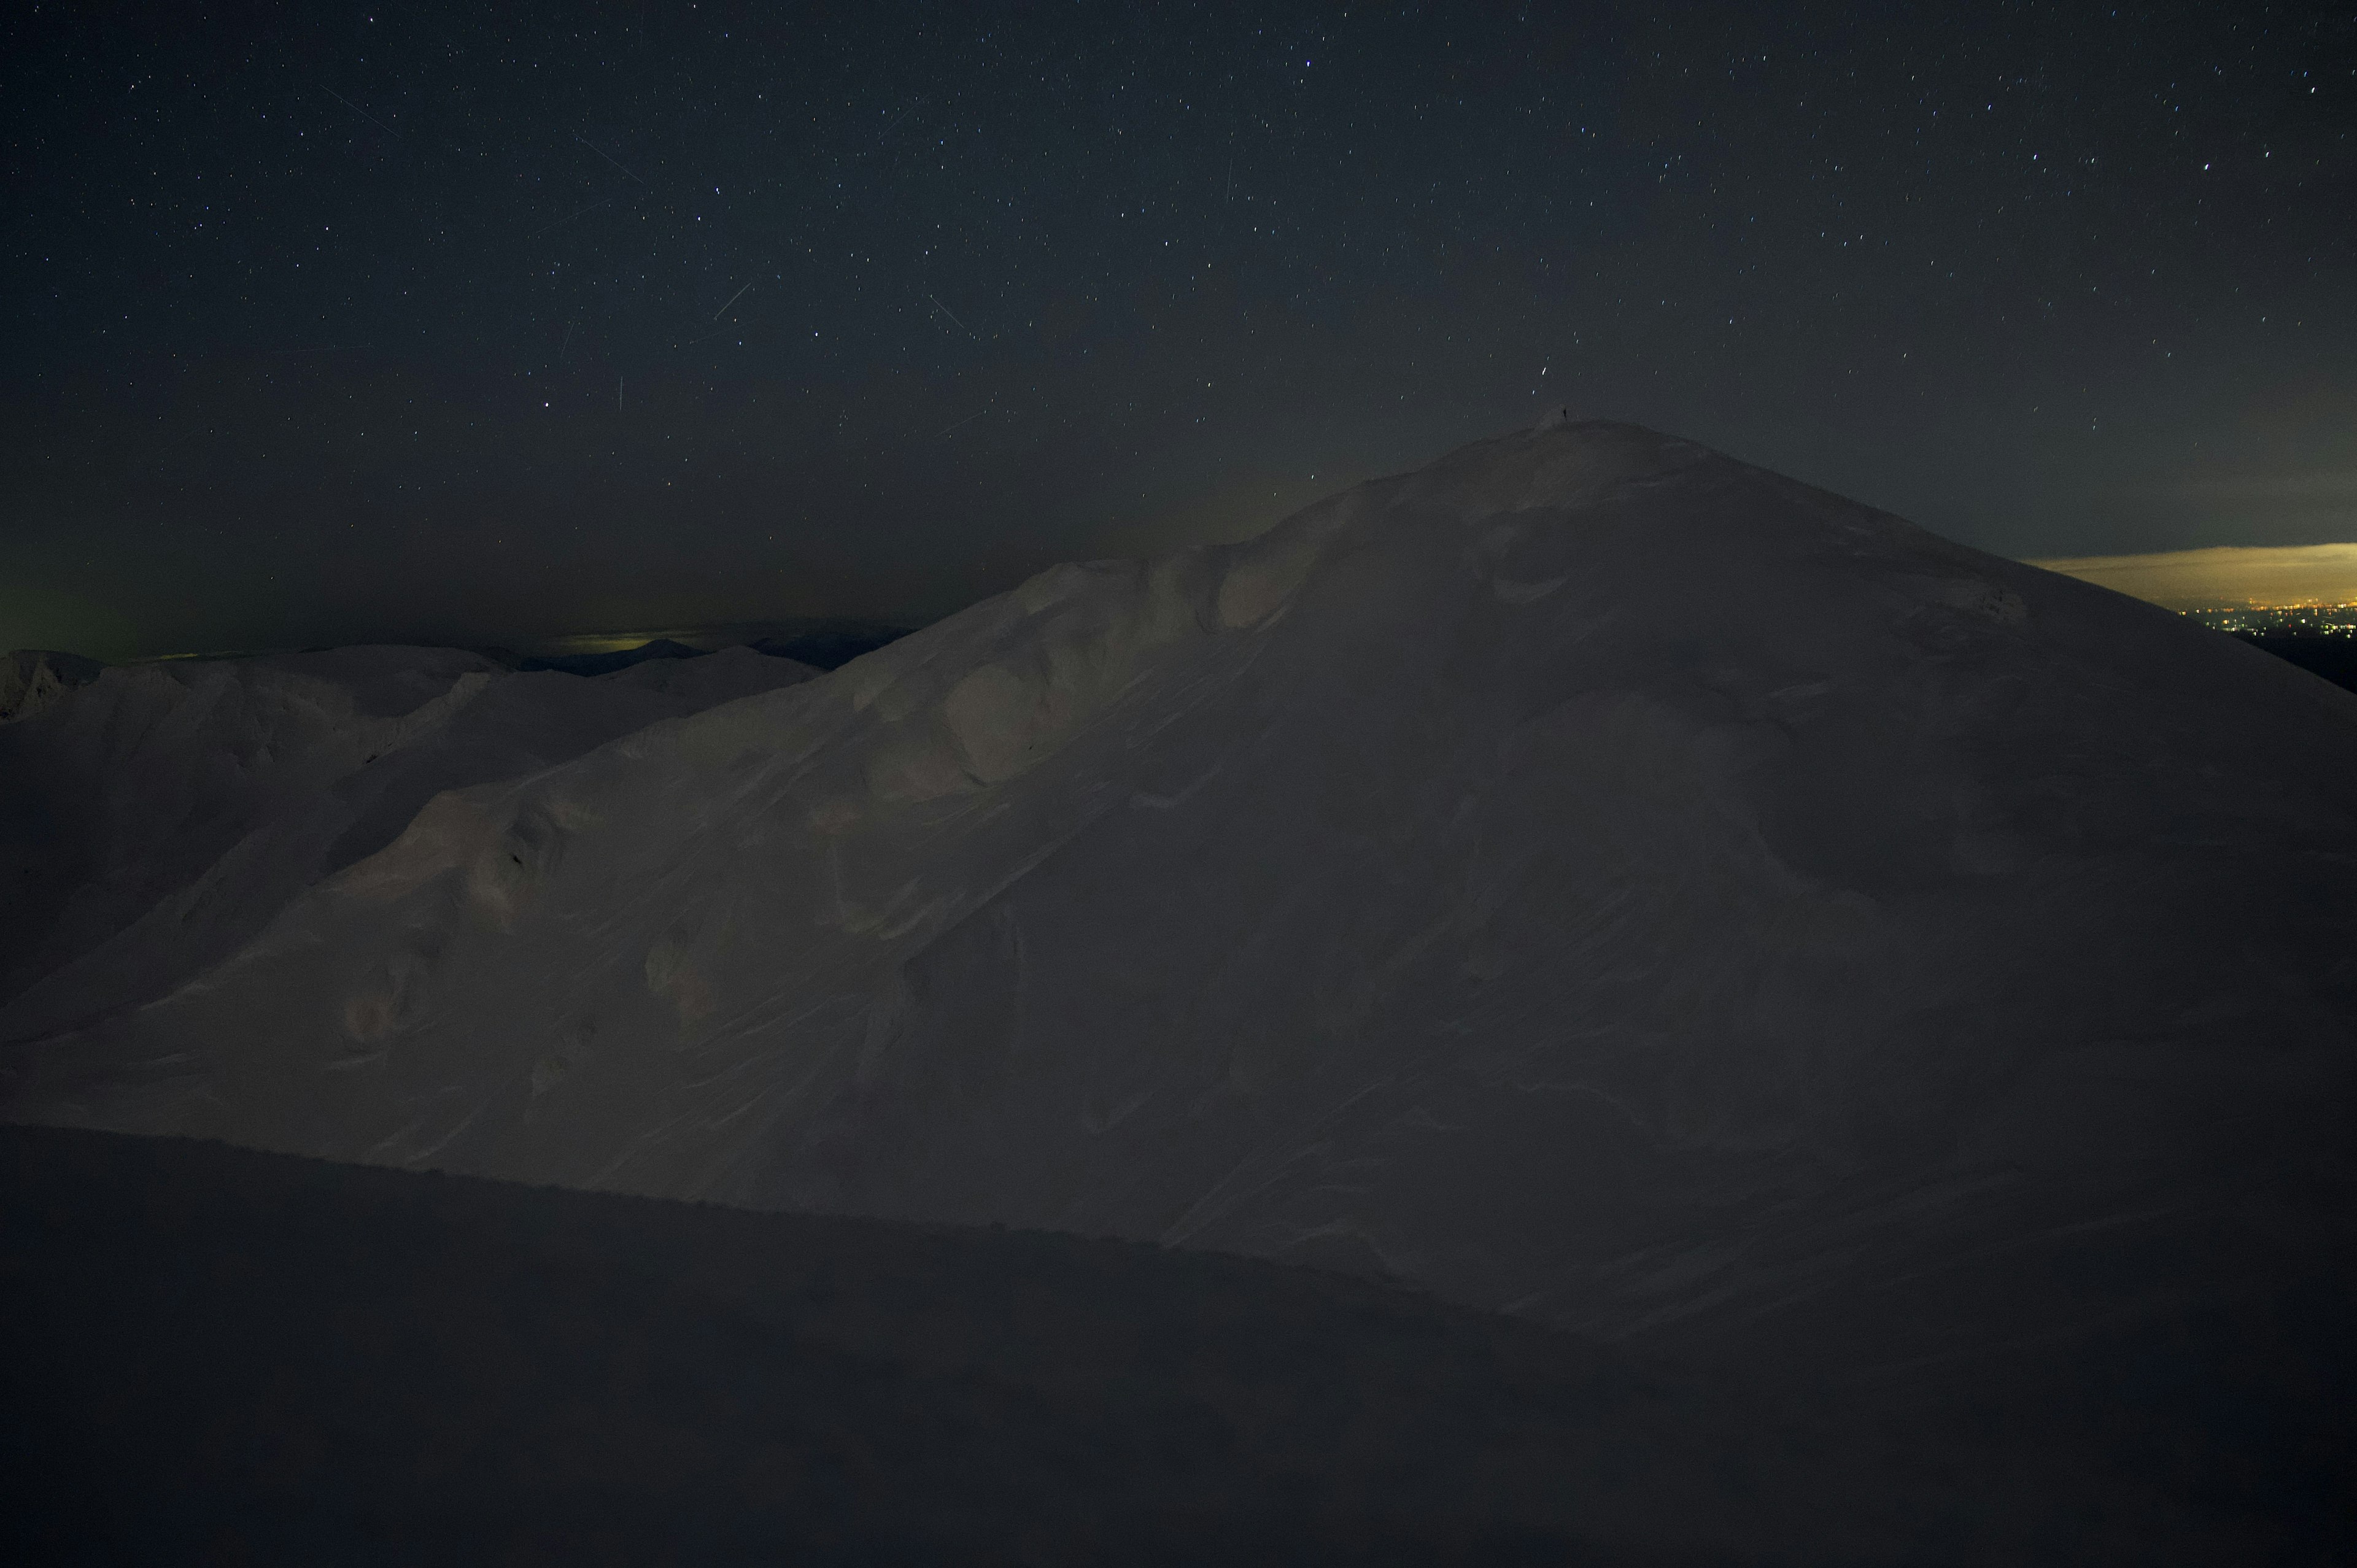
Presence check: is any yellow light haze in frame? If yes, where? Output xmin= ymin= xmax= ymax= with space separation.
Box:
xmin=2026 ymin=543 xmax=2357 ymax=611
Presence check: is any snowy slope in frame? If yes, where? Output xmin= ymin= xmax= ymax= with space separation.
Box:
xmin=6 ymin=420 xmax=2354 ymax=1350
xmin=0 ymin=649 xmax=103 ymax=725
xmin=0 ymin=644 xmax=816 ymax=1040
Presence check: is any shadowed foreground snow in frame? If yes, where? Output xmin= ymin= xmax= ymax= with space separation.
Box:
xmin=4 ymin=1124 xmax=2348 ymax=1565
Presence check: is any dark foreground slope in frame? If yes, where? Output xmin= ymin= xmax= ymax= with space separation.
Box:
xmin=4 ymin=1125 xmax=2348 ymax=1566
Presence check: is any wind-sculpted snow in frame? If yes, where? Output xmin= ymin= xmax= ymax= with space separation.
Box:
xmin=0 ymin=644 xmax=816 ymax=1041
xmin=0 ymin=648 xmax=103 ymax=725
xmin=7 ymin=421 xmax=2355 ymax=1358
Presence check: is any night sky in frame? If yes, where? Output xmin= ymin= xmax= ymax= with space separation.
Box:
xmin=5 ymin=2 xmax=2351 ymax=660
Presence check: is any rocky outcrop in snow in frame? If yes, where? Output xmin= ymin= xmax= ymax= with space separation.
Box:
xmin=0 ymin=649 xmax=103 ymax=725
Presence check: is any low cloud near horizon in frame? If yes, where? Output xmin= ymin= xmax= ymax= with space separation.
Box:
xmin=2029 ymin=543 xmax=2357 ymax=611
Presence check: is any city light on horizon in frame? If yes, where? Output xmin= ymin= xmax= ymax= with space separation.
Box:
xmin=2027 ymin=543 xmax=2357 ymax=614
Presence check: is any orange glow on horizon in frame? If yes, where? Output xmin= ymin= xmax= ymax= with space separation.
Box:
xmin=2026 ymin=543 xmax=2357 ymax=612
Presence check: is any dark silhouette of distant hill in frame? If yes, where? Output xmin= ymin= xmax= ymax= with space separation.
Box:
xmin=516 ymin=637 xmax=708 ymax=676
xmin=2237 ymin=630 xmax=2357 ymax=697
xmin=747 ymin=622 xmax=908 ymax=670
xmin=514 ymin=623 xmax=910 ymax=676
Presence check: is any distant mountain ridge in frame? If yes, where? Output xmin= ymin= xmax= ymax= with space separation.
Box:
xmin=2234 ymin=628 xmax=2357 ymax=696
xmin=514 ymin=621 xmax=911 ymax=676
xmin=515 ymin=638 xmax=710 ymax=677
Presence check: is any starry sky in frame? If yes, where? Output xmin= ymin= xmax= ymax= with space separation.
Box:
xmin=4 ymin=1 xmax=2352 ymax=658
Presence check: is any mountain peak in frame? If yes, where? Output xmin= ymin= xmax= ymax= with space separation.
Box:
xmin=6 ymin=426 xmax=2353 ymax=1353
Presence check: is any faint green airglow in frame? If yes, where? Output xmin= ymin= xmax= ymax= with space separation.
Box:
xmin=0 ymin=584 xmax=137 ymax=662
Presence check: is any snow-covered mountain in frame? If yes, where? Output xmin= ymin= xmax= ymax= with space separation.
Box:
xmin=0 ymin=643 xmax=816 ymax=1043
xmin=0 ymin=648 xmax=103 ymax=725
xmin=6 ymin=419 xmax=2353 ymax=1356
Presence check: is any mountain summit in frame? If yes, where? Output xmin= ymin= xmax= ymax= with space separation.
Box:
xmin=6 ymin=420 xmax=2353 ymax=1351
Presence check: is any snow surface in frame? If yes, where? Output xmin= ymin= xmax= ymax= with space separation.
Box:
xmin=0 ymin=648 xmax=102 ymax=725
xmin=5 ymin=420 xmax=2354 ymax=1353
xmin=0 ymin=643 xmax=816 ymax=1041
xmin=13 ymin=1122 xmax=2343 ymax=1564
